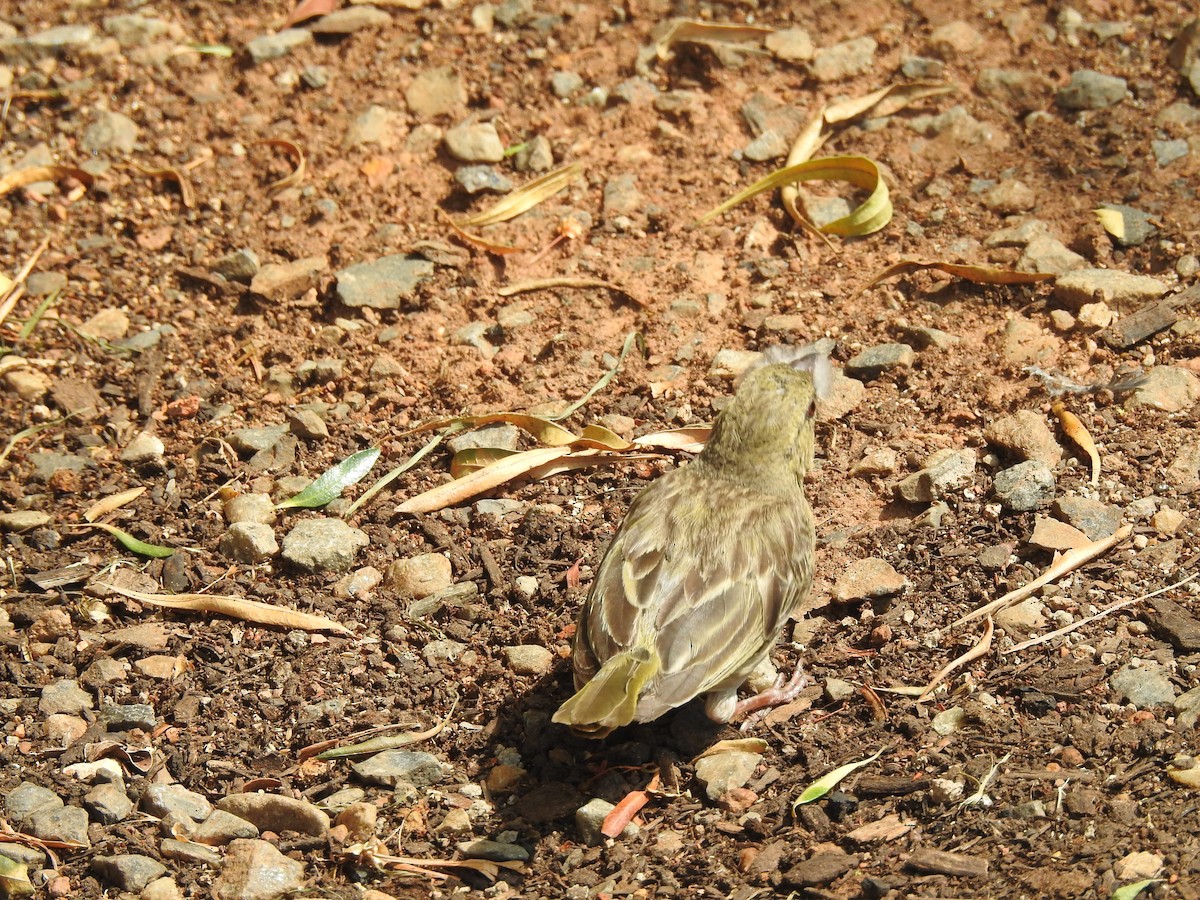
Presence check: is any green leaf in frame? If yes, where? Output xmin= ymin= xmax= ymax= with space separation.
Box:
xmin=1112 ymin=880 xmax=1158 ymax=900
xmin=277 ymin=447 xmax=380 ymax=510
xmin=0 ymin=851 xmax=34 ymax=897
xmin=89 ymin=523 xmax=175 ymax=558
xmin=793 ymin=748 xmax=884 ymax=809
xmin=189 ymin=42 xmax=234 ymax=57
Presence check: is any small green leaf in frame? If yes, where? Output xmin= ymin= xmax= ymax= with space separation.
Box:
xmin=0 ymin=850 xmax=34 ymax=897
xmin=90 ymin=523 xmax=175 ymax=558
xmin=277 ymin=447 xmax=380 ymax=509
xmin=189 ymin=42 xmax=234 ymax=57
xmin=1112 ymin=880 xmax=1158 ymax=900
xmin=793 ymin=748 xmax=884 ymax=809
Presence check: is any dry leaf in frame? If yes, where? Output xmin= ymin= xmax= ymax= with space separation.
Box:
xmin=654 ymin=19 xmax=774 ymax=61
xmin=397 ymin=446 xmax=571 ymax=514
xmin=632 ymin=426 xmax=711 ymax=453
xmin=252 ymin=139 xmax=306 ymax=195
xmin=126 ymin=163 xmax=195 ymax=209
xmin=824 ymin=82 xmax=955 ymax=124
xmin=360 ymin=156 xmax=394 ymax=187
xmin=1052 ymin=400 xmax=1100 ymax=486
xmin=864 ymin=260 xmax=1056 ymax=291
xmin=440 ymin=210 xmax=524 ymax=255
xmin=1094 ymin=207 xmax=1126 ymax=240
xmin=283 ymin=0 xmax=341 ymax=27
xmin=95 ymin=583 xmax=353 ymax=634
xmin=456 ymin=161 xmax=583 ymax=228
xmin=0 ymin=165 xmax=94 ymax=199
xmin=83 ymin=487 xmax=147 ymax=522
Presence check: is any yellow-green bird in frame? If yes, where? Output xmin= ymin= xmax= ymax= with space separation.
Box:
xmin=553 ymin=354 xmax=826 ymax=738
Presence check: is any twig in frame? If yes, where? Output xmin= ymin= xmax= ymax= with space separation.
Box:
xmin=918 ymin=617 xmax=993 ymax=702
xmin=952 ymin=525 xmax=1132 ymax=627
xmin=497 ymin=277 xmax=644 ymax=307
xmin=1005 ymin=573 xmax=1199 ymax=654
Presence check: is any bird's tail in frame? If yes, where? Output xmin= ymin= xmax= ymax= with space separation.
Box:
xmin=552 ymin=647 xmax=660 ymax=738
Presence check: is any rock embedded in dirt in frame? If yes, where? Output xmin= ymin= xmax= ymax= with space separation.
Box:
xmin=976 ymin=68 xmax=1054 ymax=114
xmin=5 ymin=782 xmax=63 ymax=823
xmin=765 ymin=28 xmax=814 ymax=61
xmin=1110 ymin=661 xmax=1177 ymax=708
xmin=286 ymin=408 xmax=328 ymax=440
xmin=782 ymin=852 xmax=860 ymax=888
xmin=91 ymin=854 xmax=166 ymax=892
xmin=353 ymin=751 xmax=446 ymax=788
xmin=982 ymin=180 xmax=1035 ymax=214
xmin=213 ymin=839 xmax=305 ymax=900
xmin=457 ymin=838 xmax=529 ymax=862
xmin=189 ymin=809 xmax=260 ymax=844
xmin=832 ymin=558 xmax=909 ymax=601
xmin=228 ymin=425 xmax=288 ymax=455
xmin=1017 ymin=235 xmax=1087 ymax=275
xmin=1052 ymin=497 xmax=1121 ymax=540
xmin=0 ymin=511 xmax=51 ymax=531
xmin=1053 ymin=267 xmax=1166 ymax=309
xmin=454 ymin=164 xmax=513 ymax=194
xmin=386 ymin=552 xmax=453 ymax=598
xmin=502 ymin=645 xmax=553 ymax=676
xmin=211 ymin=248 xmax=260 ymax=282
xmin=28 ymin=805 xmax=90 ymax=847
xmin=1056 ymin=69 xmax=1127 ymax=109
xmin=845 ymin=343 xmax=915 ymax=379
xmin=575 ymin=798 xmax=638 ymax=844
xmin=250 ymin=255 xmax=327 ymax=301
xmin=992 ymin=460 xmax=1055 ymax=512
xmin=141 ymin=784 xmax=212 ymax=822
xmin=281 ymin=518 xmax=369 ymax=573
xmin=406 ymin=65 xmax=466 ymax=119
xmin=894 ymin=449 xmax=977 ymax=504
xmin=984 ymin=410 xmax=1061 ymax=467
xmin=39 ymin=679 xmax=92 ymax=716
xmin=246 ymin=28 xmax=312 ymax=64
xmin=1028 ymin=516 xmax=1090 ymax=551
xmin=224 ymin=492 xmax=275 ymax=525
xmin=220 ymin=523 xmax=278 ymax=564
xmin=928 ymin=20 xmax=983 ymax=56
xmin=335 ymin=254 xmax=435 ymax=309
xmin=444 ymin=120 xmax=504 ymax=162
xmin=1152 ymin=138 xmax=1189 ymax=166
xmin=84 ymin=783 xmax=134 ymax=824
xmin=308 ymin=5 xmax=390 ymax=34
xmin=78 ymin=307 xmax=129 ymax=341
xmin=120 ymin=431 xmax=165 ymax=467
xmin=82 ymin=109 xmax=139 ymax=154
xmin=216 ymin=794 xmax=328 ymax=837
xmin=1126 ymin=366 xmax=1200 ymax=412
xmin=810 ymin=35 xmax=876 ymax=82
xmin=1001 ymin=316 xmax=1058 ymax=365
xmin=695 ymin=749 xmax=761 ymax=801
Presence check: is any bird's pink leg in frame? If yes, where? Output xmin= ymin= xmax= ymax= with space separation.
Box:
xmin=733 ymin=663 xmax=810 ymax=728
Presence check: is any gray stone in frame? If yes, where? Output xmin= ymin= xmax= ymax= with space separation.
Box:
xmin=39 ymin=679 xmax=93 ymax=716
xmin=344 ymin=104 xmax=404 ymax=149
xmin=296 ymin=358 xmax=344 ymax=384
xmin=576 ymin=798 xmax=637 ymax=844
xmin=929 ymin=20 xmax=982 ymax=55
xmin=212 ymin=249 xmax=260 ymax=282
xmin=743 ymin=129 xmax=789 ymax=161
xmin=1152 ymin=139 xmax=1189 ymax=167
xmin=894 ymin=449 xmax=976 ymax=503
xmin=120 ymin=432 xmax=165 ymax=467
xmin=102 ymin=703 xmax=156 ymax=731
xmin=1052 ymin=497 xmax=1122 ymax=540
xmin=550 ymin=70 xmax=584 ymax=97
xmin=29 ymin=451 xmax=91 ymax=481
xmin=1111 ymin=661 xmax=1177 ymax=708
xmin=612 ymin=76 xmax=659 ymax=105
xmin=249 ymin=256 xmax=326 ymax=300
xmin=103 ymin=15 xmax=173 ymax=48
xmin=141 ymin=784 xmax=212 ymax=822
xmin=224 ymin=493 xmax=276 ymax=525
xmin=502 ymin=645 xmax=553 ymax=676
xmin=308 ymin=5 xmax=391 ymax=33
xmin=216 ymin=794 xmax=327 ymax=836
xmin=832 ymin=558 xmax=909 ymax=601
xmin=844 ymin=343 xmax=915 ymax=379
xmin=454 ymin=165 xmax=513 ymax=194
xmin=85 ymin=784 xmax=133 ymax=824
xmin=993 ymin=460 xmax=1056 ymax=512
xmin=287 ymin=408 xmax=329 ymax=440
xmin=907 ymin=106 xmax=995 ymax=146
xmin=213 ymin=840 xmax=305 ymax=899
xmin=406 ymin=66 xmax=467 ymax=119
xmin=82 ymin=110 xmax=139 ymax=155
xmin=1056 ymin=69 xmax=1126 ymax=110
xmin=220 ymin=522 xmax=279 ymax=564
xmin=513 ymin=134 xmax=553 ymax=171
xmin=983 ymin=180 xmax=1035 ymax=214
xmin=5 ymin=782 xmax=63 ymax=823
xmin=603 ymin=174 xmax=643 ymax=216
xmin=160 ymin=838 xmax=222 ymax=867
xmin=1127 ymin=367 xmax=1200 ymax=413
xmin=228 ymin=425 xmax=289 ymax=455
xmin=92 ymin=854 xmax=165 ymax=892
xmin=353 ymin=751 xmax=446 ymax=788
xmin=281 ymin=518 xmax=369 ymax=573
xmin=0 ymin=510 xmax=51 ymax=531
xmin=1053 ymin=268 xmax=1166 ymax=309
xmin=741 ymin=92 xmax=808 ymax=141
xmin=336 ymin=255 xmax=434 ymax=309
xmin=984 ymin=217 xmax=1050 ymax=248
xmin=246 ymin=28 xmax=313 ymax=65
xmin=78 ymin=307 xmax=130 ymax=341
xmin=456 ymin=839 xmax=529 ymax=862
xmin=976 ymin=68 xmax=1053 ymax=114
xmin=423 ymin=639 xmax=468 ymax=665
xmin=984 ymin=410 xmax=1061 ymax=467
xmin=445 ymin=121 xmax=505 ymax=162
xmin=27 ymin=805 xmax=90 ymax=847
xmin=1017 ymin=236 xmax=1087 ymax=275
xmin=810 ymin=36 xmax=876 ymax=82
xmin=901 ymin=55 xmax=945 ymax=79
xmin=695 ymin=750 xmax=761 ymax=801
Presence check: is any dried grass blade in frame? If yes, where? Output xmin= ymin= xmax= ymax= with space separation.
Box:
xmin=917 ymin=616 xmax=993 ymax=702
xmin=632 ymin=426 xmax=711 ymax=453
xmin=457 ymin=161 xmax=583 ymax=227
xmin=318 ymin=697 xmax=455 ymax=759
xmin=440 ymin=210 xmax=524 ymax=255
xmin=552 ymin=330 xmax=642 ymax=420
xmin=126 ymin=162 xmax=195 ymax=208
xmin=824 ymin=82 xmax=955 ymax=123
xmin=0 ymin=165 xmax=94 ymax=198
xmin=864 ymin=259 xmax=1055 ymax=290
xmin=252 ymin=139 xmax=306 ymax=194
xmin=655 ymin=19 xmax=774 ymax=60
xmin=496 ymin=277 xmax=640 ymax=306
xmin=397 ymin=446 xmax=571 ymax=514
xmin=96 ymin=583 xmax=353 ymax=634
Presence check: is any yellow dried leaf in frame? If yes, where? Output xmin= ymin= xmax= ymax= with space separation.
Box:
xmin=84 ymin=486 xmax=147 ymax=522
xmin=824 ymin=82 xmax=955 ymax=124
xmin=654 ymin=18 xmax=774 ymax=61
xmin=0 ymin=165 xmax=94 ymax=198
xmin=457 ymin=161 xmax=583 ymax=227
xmin=1052 ymin=400 xmax=1101 ymax=486
xmin=864 ymin=260 xmax=1056 ymax=290
xmin=632 ymin=426 xmax=711 ymax=453
xmin=1094 ymin=207 xmax=1126 ymax=241
xmin=441 ymin=210 xmax=524 ymax=255
xmin=397 ymin=446 xmax=572 ymax=513
xmin=96 ymin=584 xmax=353 ymax=634
xmin=697 ymin=155 xmax=891 ymax=237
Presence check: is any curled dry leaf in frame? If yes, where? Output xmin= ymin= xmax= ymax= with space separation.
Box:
xmin=126 ymin=162 xmax=195 ymax=209
xmin=1052 ymin=400 xmax=1100 ymax=486
xmin=252 ymin=139 xmax=307 ymax=195
xmin=95 ymin=583 xmax=353 ymax=634
xmin=863 ymin=260 xmax=1056 ymax=291
xmin=697 ymin=155 xmax=891 ymax=237
xmin=823 ymin=81 xmax=956 ymax=124
xmin=282 ymin=0 xmax=341 ymax=28
xmin=0 ymin=165 xmax=94 ymax=199
xmin=397 ymin=446 xmax=572 ymax=514
xmin=916 ymin=616 xmax=993 ymax=702
xmin=653 ymin=18 xmax=774 ymax=61
xmin=440 ymin=209 xmax=524 ymax=255
xmin=632 ymin=426 xmax=711 ymax=453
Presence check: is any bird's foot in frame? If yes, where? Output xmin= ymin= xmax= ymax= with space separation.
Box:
xmin=735 ymin=663 xmax=811 ymax=731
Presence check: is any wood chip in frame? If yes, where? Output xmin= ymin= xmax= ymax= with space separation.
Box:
xmin=905 ymin=847 xmax=989 ymax=878
xmin=1101 ymin=284 xmax=1197 ymax=349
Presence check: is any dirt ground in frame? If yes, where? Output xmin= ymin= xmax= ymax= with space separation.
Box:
xmin=2 ymin=0 xmax=1200 ymax=897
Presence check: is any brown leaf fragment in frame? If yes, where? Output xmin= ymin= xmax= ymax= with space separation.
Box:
xmin=0 ymin=165 xmax=94 ymax=199
xmin=846 ymin=813 xmax=912 ymax=843
xmin=282 ymin=0 xmax=341 ymax=27
xmin=95 ymin=583 xmax=353 ymax=634
xmin=252 ymin=139 xmax=307 ymax=195
xmin=865 ymin=259 xmax=1055 ymax=291
xmin=126 ymin=162 xmax=195 ymax=208
xmin=906 ymin=848 xmax=989 ymax=878
xmin=1051 ymin=401 xmax=1100 ymax=485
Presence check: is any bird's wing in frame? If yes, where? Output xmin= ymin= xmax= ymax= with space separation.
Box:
xmin=581 ymin=471 xmax=813 ymax=714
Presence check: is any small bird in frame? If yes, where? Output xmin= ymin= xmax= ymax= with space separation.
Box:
xmin=553 ymin=354 xmax=825 ymax=738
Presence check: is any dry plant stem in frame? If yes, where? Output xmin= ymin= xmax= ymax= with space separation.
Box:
xmin=0 ymin=235 xmax=50 ymax=327
xmin=952 ymin=524 xmax=1133 ymax=627
xmin=918 ymin=616 xmax=993 ymax=702
xmin=1005 ymin=573 xmax=1199 ymax=654
xmin=496 ymin=277 xmax=642 ymax=305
